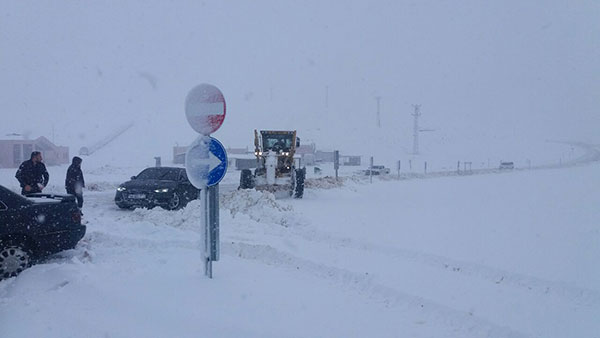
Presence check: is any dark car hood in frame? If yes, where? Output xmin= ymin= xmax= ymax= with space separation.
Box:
xmin=120 ymin=180 xmax=178 ymax=190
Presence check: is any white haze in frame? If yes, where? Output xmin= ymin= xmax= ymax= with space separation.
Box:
xmin=1 ymin=1 xmax=599 ymax=167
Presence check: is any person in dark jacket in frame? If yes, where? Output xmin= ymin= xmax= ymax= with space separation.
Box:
xmin=65 ymin=156 xmax=85 ymax=209
xmin=15 ymin=151 xmax=49 ymax=195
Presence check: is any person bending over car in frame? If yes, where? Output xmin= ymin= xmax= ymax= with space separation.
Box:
xmin=15 ymin=151 xmax=49 ymax=195
xmin=65 ymin=156 xmax=85 ymax=210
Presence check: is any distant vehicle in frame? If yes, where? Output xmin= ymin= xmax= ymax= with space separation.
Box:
xmin=499 ymin=162 xmax=514 ymax=170
xmin=114 ymin=167 xmax=200 ymax=210
xmin=364 ymin=165 xmax=390 ymax=175
xmin=0 ymin=185 xmax=86 ymax=280
xmin=239 ymin=130 xmax=305 ymax=198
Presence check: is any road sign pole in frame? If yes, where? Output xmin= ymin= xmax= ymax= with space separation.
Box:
xmin=185 ymin=83 xmax=227 ymax=279
xmin=202 ymin=184 xmax=220 ymax=278
xmin=187 ymin=136 xmax=226 ymax=279
xmin=209 ymin=184 xmax=220 ymax=262
xmin=200 ymin=185 xmax=211 ymax=278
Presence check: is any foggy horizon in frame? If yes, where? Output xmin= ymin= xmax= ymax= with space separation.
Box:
xmin=1 ymin=1 xmax=599 ymax=165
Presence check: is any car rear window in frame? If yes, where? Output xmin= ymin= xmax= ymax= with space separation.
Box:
xmin=0 ymin=185 xmax=31 ymax=208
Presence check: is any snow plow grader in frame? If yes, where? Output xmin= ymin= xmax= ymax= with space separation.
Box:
xmin=239 ymin=130 xmax=306 ymax=198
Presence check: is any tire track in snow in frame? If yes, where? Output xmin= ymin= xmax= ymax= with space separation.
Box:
xmin=220 ymin=188 xmax=599 ymax=308
xmin=82 ymin=231 xmax=200 ymax=252
xmin=96 ymin=172 xmax=599 ymax=310
xmin=286 ymin=142 xmax=600 ymax=305
xmin=224 ymin=241 xmax=531 ymax=338
xmin=285 ymin=227 xmax=600 ymax=307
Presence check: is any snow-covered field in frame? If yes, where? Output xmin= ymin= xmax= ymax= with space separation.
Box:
xmin=2 ymin=1 xmax=599 ymax=336
xmin=1 ymin=151 xmax=599 ymax=338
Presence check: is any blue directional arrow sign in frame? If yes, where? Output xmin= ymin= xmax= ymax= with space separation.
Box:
xmin=185 ymin=136 xmax=228 ymax=188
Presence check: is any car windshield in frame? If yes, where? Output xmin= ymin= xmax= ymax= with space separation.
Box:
xmin=262 ymin=134 xmax=293 ymax=152
xmin=136 ymin=168 xmax=180 ymax=181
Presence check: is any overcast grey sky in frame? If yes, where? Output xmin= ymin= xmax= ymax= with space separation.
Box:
xmin=1 ymin=0 xmax=599 ymax=163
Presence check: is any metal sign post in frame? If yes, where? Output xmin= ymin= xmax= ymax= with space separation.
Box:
xmin=199 ymin=183 xmax=210 ymax=276
xmin=201 ymin=184 xmax=220 ymax=278
xmin=184 ymin=84 xmax=227 ymax=279
xmin=208 ymin=185 xmax=219 ymax=262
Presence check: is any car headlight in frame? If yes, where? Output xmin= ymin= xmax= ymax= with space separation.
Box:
xmin=154 ymin=188 xmax=169 ymax=193
xmin=117 ymin=186 xmax=126 ymax=192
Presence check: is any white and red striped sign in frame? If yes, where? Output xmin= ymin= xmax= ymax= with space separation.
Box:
xmin=185 ymin=84 xmax=226 ymax=135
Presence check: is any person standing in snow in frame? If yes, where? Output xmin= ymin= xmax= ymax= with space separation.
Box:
xmin=15 ymin=151 xmax=49 ymax=195
xmin=65 ymin=156 xmax=85 ymax=210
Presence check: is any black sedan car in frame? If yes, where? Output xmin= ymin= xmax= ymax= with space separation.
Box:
xmin=115 ymin=167 xmax=199 ymax=210
xmin=0 ymin=185 xmax=86 ymax=279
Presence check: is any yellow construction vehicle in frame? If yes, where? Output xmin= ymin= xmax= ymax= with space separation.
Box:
xmin=239 ymin=130 xmax=305 ymax=198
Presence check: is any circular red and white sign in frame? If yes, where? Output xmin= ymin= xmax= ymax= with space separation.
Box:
xmin=185 ymin=84 xmax=226 ymax=135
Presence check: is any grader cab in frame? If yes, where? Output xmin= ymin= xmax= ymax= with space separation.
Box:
xmin=239 ymin=130 xmax=306 ymax=198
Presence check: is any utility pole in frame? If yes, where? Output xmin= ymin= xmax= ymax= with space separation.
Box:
xmin=375 ymin=96 xmax=381 ymax=128
xmin=412 ymin=104 xmax=421 ymax=155
xmin=370 ymin=156 xmax=374 ymax=183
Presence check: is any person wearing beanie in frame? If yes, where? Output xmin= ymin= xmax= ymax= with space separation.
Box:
xmin=65 ymin=156 xmax=85 ymax=211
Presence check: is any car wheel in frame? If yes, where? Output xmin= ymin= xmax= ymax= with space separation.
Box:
xmin=0 ymin=242 xmax=32 ymax=280
xmin=239 ymin=169 xmax=255 ymax=189
xmin=166 ymin=193 xmax=182 ymax=210
xmin=116 ymin=201 xmax=133 ymax=209
xmin=115 ymin=195 xmax=131 ymax=209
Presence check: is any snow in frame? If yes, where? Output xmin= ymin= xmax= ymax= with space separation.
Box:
xmin=1 ymin=154 xmax=599 ymax=337
xmin=1 ymin=1 xmax=599 ymax=337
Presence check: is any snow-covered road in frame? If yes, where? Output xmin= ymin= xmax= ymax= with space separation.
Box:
xmin=1 ymin=158 xmax=599 ymax=337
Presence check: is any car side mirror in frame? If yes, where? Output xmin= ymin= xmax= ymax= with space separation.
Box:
xmin=131 ymin=176 xmax=136 ymax=180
